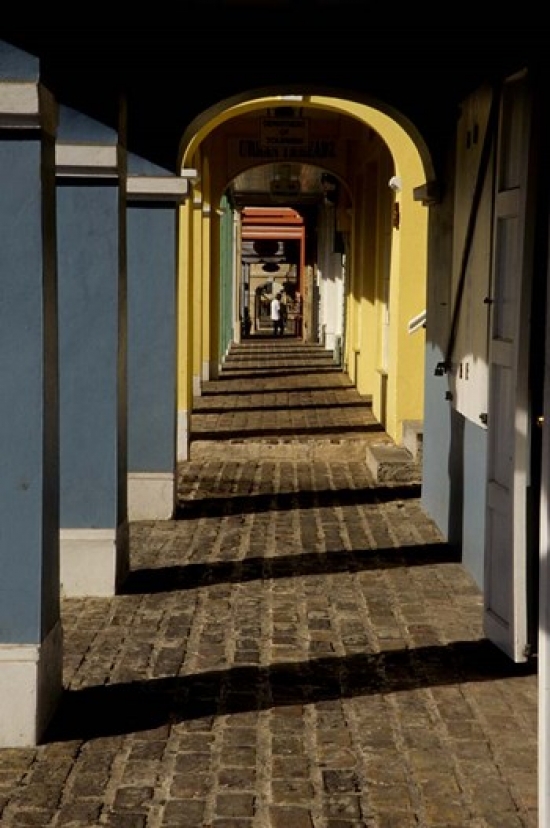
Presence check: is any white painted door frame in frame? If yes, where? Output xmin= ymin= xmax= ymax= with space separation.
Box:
xmin=539 ymin=165 xmax=550 ymax=828
xmin=484 ymin=71 xmax=532 ymax=663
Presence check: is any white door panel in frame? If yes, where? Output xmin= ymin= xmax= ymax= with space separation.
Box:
xmin=484 ymin=70 xmax=532 ymax=663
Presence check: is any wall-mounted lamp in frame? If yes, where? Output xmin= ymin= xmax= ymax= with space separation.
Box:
xmin=388 ymin=175 xmax=402 ymax=192
xmin=389 ymin=176 xmax=401 ymax=228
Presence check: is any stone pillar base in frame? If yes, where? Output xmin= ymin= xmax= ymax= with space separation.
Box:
xmin=0 ymin=621 xmax=63 ymax=747
xmin=60 ymin=523 xmax=129 ymax=597
xmin=128 ymin=472 xmax=175 ymax=520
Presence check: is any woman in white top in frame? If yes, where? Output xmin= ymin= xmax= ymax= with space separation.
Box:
xmin=270 ymin=293 xmax=283 ymax=336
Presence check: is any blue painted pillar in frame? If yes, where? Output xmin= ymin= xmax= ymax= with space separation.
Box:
xmin=126 ymin=160 xmax=195 ymax=520
xmin=56 ymin=104 xmax=129 ymax=596
xmin=0 ymin=43 xmax=63 ymax=746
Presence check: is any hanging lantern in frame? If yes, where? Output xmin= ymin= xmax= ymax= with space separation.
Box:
xmin=253 ymin=239 xmax=280 ymax=259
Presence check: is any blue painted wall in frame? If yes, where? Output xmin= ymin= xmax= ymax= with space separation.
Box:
xmin=0 ymin=42 xmax=59 ymax=642
xmin=421 ymin=339 xmax=452 ymax=540
xmin=422 ymin=343 xmax=487 ymax=589
xmin=127 ymin=203 xmax=176 ymax=471
xmin=57 ymin=182 xmax=121 ymax=528
xmin=421 ymin=158 xmax=487 ymax=592
xmin=0 ymin=40 xmax=39 ymax=78
xmin=461 ymin=416 xmax=487 ymax=586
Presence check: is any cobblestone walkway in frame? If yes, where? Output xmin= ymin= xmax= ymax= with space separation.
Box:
xmin=0 ymin=336 xmax=538 ymax=827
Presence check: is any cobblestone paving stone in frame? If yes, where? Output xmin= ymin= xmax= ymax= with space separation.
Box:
xmin=0 ymin=336 xmax=538 ymax=827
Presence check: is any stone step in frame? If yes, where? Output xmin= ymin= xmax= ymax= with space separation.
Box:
xmin=365 ymin=441 xmax=422 ymax=484
xmin=190 ymin=436 xmax=380 ymax=462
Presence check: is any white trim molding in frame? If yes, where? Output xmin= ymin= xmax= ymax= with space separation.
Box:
xmin=0 ymin=621 xmax=63 ymax=747
xmin=127 ymin=169 xmax=198 ymax=202
xmin=55 ymin=143 xmax=119 ymax=178
xmin=0 ymin=82 xmax=56 ymax=132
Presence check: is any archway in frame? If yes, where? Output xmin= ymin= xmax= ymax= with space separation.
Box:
xmin=175 ymin=90 xmax=434 ymax=459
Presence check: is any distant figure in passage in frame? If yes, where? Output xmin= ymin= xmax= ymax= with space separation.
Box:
xmin=242 ymin=306 xmax=252 ymax=338
xmin=271 ymin=292 xmax=284 ymax=336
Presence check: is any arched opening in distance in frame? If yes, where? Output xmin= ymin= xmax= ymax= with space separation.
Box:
xmin=175 ymin=89 xmax=434 ymax=457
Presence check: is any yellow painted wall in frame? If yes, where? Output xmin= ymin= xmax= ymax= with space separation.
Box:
xmin=200 ymin=156 xmax=212 ymax=382
xmin=344 ymin=172 xmax=362 ymax=383
xmin=192 ymin=178 xmax=203 ymax=394
xmin=387 ymin=170 xmax=427 ymax=441
xmin=177 ymin=199 xmax=194 ymax=420
xmin=204 ymin=132 xmax=229 ymax=375
xmin=310 ymin=97 xmax=428 ymax=444
xmin=356 ymin=161 xmax=379 ymax=402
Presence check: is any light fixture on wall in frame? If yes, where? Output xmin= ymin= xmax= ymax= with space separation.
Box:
xmin=389 ymin=175 xmax=401 ymax=229
xmin=388 ymin=175 xmax=402 ymax=192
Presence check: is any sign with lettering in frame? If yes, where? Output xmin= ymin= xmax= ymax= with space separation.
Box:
xmin=260 ymin=118 xmax=309 ymax=148
xmin=238 ymin=139 xmax=337 ymax=160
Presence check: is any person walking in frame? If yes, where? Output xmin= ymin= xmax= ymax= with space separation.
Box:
xmin=241 ymin=306 xmax=252 ymax=338
xmin=270 ymin=292 xmax=283 ymax=336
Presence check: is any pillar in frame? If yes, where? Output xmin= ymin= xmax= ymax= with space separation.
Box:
xmin=56 ymin=104 xmax=128 ymax=597
xmin=0 ymin=42 xmax=63 ymax=746
xmin=126 ymin=162 xmax=195 ymax=520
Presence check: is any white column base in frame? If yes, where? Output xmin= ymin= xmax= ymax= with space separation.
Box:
xmin=177 ymin=409 xmax=191 ymax=462
xmin=202 ymin=360 xmax=210 ymax=381
xmin=0 ymin=621 xmax=63 ymax=747
xmin=127 ymin=471 xmax=175 ymax=520
xmin=193 ymin=374 xmax=201 ymax=397
xmin=60 ymin=523 xmax=129 ymax=597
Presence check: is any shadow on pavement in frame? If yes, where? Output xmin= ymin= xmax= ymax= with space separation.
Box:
xmin=44 ymin=639 xmax=536 ymax=744
xmin=175 ymin=483 xmax=422 ymax=520
xmin=121 ymin=542 xmax=460 ymax=595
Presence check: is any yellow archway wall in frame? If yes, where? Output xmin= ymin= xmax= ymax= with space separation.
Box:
xmin=178 ymin=93 xmax=430 ymax=450
xmin=310 ymin=96 xmax=428 ymax=444
xmin=191 ymin=157 xmax=204 ymax=398
xmin=201 ymin=128 xmax=230 ymax=370
xmin=200 ymin=156 xmax=214 ymax=384
xmin=177 ymin=185 xmax=197 ymax=461
xmin=182 ymin=127 xmax=234 ymax=397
